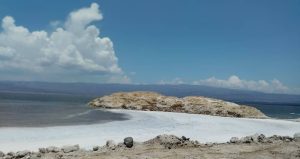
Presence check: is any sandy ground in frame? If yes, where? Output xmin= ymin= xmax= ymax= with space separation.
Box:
xmin=38 ymin=140 xmax=300 ymax=159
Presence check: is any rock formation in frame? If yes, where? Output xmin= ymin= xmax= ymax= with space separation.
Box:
xmin=89 ymin=91 xmax=267 ymax=118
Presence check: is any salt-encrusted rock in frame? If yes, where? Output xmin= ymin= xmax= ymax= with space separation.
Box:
xmin=294 ymin=132 xmax=300 ymax=142
xmin=16 ymin=150 xmax=30 ymax=158
xmin=61 ymin=145 xmax=79 ymax=153
xmin=239 ymin=134 xmax=267 ymax=143
xmin=151 ymin=135 xmax=181 ymax=145
xmin=106 ymin=140 xmax=116 ymax=148
xmin=230 ymin=137 xmax=239 ymax=143
xmin=240 ymin=136 xmax=253 ymax=143
xmin=144 ymin=134 xmax=198 ymax=149
xmin=89 ymin=91 xmax=267 ymax=118
xmin=256 ymin=134 xmax=267 ymax=143
xmin=0 ymin=151 xmax=4 ymax=157
xmin=46 ymin=146 xmax=60 ymax=153
xmin=124 ymin=137 xmax=134 ymax=148
xmin=249 ymin=133 xmax=267 ymax=143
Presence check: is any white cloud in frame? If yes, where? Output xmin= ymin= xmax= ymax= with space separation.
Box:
xmin=0 ymin=3 xmax=127 ymax=83
xmin=193 ymin=75 xmax=290 ymax=94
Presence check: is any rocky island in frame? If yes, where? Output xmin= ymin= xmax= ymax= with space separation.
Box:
xmin=89 ymin=91 xmax=266 ymax=118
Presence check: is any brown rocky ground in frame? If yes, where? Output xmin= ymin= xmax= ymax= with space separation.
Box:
xmin=83 ymin=141 xmax=300 ymax=159
xmin=89 ymin=91 xmax=266 ymax=118
xmin=3 ymin=134 xmax=300 ymax=159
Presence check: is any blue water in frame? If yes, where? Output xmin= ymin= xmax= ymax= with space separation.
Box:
xmin=239 ymin=102 xmax=300 ymax=119
xmin=0 ymin=99 xmax=129 ymax=127
xmin=0 ymin=91 xmax=299 ymax=127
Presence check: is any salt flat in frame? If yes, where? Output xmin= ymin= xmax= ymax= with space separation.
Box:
xmin=0 ymin=109 xmax=300 ymax=152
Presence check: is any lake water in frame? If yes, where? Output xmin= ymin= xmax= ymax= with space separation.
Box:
xmin=240 ymin=101 xmax=300 ymax=119
xmin=0 ymin=92 xmax=299 ymax=127
xmin=0 ymin=99 xmax=130 ymax=127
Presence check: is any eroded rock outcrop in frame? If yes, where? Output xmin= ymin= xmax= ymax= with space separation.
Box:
xmin=89 ymin=91 xmax=267 ymax=118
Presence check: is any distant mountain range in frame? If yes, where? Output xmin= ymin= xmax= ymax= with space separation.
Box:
xmin=0 ymin=81 xmax=299 ymax=105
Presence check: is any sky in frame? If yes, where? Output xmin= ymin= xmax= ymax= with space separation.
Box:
xmin=0 ymin=0 xmax=299 ymax=94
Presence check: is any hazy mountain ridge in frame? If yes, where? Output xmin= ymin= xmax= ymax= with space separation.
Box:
xmin=0 ymin=81 xmax=299 ymax=105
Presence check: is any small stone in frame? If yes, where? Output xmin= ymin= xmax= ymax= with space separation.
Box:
xmin=230 ymin=137 xmax=239 ymax=143
xmin=294 ymin=133 xmax=300 ymax=142
xmin=61 ymin=145 xmax=80 ymax=153
xmin=124 ymin=137 xmax=134 ymax=148
xmin=92 ymin=146 xmax=99 ymax=151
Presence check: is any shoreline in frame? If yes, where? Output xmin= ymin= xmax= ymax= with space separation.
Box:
xmin=1 ymin=109 xmax=300 ymax=153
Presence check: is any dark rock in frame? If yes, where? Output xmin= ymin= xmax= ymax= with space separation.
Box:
xmin=230 ymin=137 xmax=239 ymax=143
xmin=124 ymin=137 xmax=134 ymax=148
xmin=61 ymin=145 xmax=79 ymax=153
xmin=92 ymin=146 xmax=99 ymax=151
xmin=181 ymin=136 xmax=190 ymax=141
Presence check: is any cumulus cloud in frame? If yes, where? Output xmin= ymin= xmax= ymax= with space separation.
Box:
xmin=0 ymin=3 xmax=127 ymax=83
xmin=193 ymin=75 xmax=290 ymax=94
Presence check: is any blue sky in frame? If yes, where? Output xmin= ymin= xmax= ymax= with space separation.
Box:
xmin=0 ymin=0 xmax=299 ymax=94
